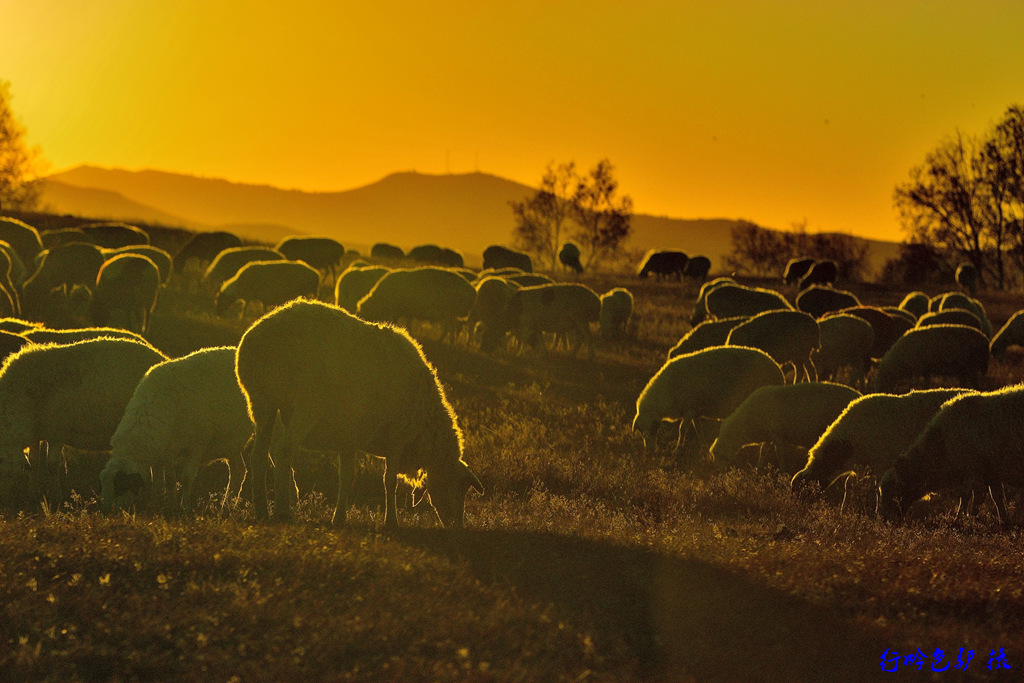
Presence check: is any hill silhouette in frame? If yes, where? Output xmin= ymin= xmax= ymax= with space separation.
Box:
xmin=44 ymin=165 xmax=898 ymax=272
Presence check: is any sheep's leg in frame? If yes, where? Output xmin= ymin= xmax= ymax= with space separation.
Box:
xmin=179 ymin=460 xmax=201 ymax=515
xmin=248 ymin=412 xmax=276 ymax=520
xmin=383 ymin=458 xmax=399 ymax=529
xmin=804 ymin=356 xmax=818 ymax=382
xmin=332 ymin=451 xmax=357 ymax=526
xmin=224 ymin=441 xmax=249 ymax=509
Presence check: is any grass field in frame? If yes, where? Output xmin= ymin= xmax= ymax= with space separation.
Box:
xmin=0 ymin=261 xmax=1021 ymax=682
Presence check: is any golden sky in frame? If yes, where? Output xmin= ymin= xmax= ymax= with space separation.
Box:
xmin=1 ymin=0 xmax=1021 ymax=241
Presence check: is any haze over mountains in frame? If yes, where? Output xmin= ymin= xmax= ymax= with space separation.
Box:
xmin=41 ymin=165 xmax=899 ymax=272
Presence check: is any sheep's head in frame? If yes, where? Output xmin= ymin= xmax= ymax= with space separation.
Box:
xmin=415 ymin=459 xmax=483 ymax=529
xmin=631 ymin=411 xmax=658 ymax=452
xmin=876 ymin=469 xmax=905 ymax=521
xmin=99 ymin=458 xmax=148 ymax=512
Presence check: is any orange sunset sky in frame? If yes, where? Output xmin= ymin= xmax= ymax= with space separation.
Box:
xmin=1 ymin=0 xmax=1021 ymax=242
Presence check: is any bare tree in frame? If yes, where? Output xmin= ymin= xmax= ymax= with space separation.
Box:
xmin=510 ymin=162 xmax=577 ymax=270
xmin=0 ymin=80 xmax=42 ymax=212
xmin=571 ymin=159 xmax=633 ymax=269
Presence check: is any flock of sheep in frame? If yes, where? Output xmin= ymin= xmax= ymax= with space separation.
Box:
xmin=0 ymin=214 xmax=1020 ymax=529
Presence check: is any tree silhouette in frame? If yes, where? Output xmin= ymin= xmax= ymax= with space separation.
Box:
xmin=0 ymin=80 xmax=42 ymax=212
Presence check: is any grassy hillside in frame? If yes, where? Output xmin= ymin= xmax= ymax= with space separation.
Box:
xmin=0 ymin=217 xmax=1019 ymax=682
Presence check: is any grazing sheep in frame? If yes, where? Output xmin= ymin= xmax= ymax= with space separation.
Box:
xmin=559 ymin=242 xmax=583 ymax=274
xmin=828 ymin=306 xmax=903 ymax=360
xmin=203 ymin=246 xmax=286 ymax=290
xmin=916 ymin=309 xmax=985 ymax=334
xmin=0 ymin=217 xmax=43 ymax=271
xmin=483 ymin=245 xmax=533 ymax=273
xmin=877 ymin=384 xmax=1023 ymax=522
xmin=235 ymin=299 xmax=483 ymax=526
xmin=954 ymin=262 xmax=979 ymax=295
xmin=637 ymin=249 xmax=687 ymax=280
xmin=507 ymin=283 xmax=601 ymax=358
xmin=103 ymin=245 xmax=173 ymax=283
xmin=898 ymin=291 xmax=930 ymax=319
xmin=938 ymin=293 xmax=992 ymax=336
xmin=333 ymin=264 xmax=391 ymax=312
xmin=798 ymin=259 xmax=838 ymax=290
xmin=682 ymin=255 xmax=711 ymax=285
xmin=698 ymin=283 xmax=793 ymax=325
xmin=791 ymin=388 xmax=970 ymax=493
xmin=0 ymin=338 xmax=166 ymax=506
xmin=77 ymin=222 xmax=150 ymax=248
xmin=276 ymin=236 xmax=346 ymax=278
xmin=810 ymin=314 xmax=875 ymax=383
xmin=174 ymin=231 xmax=243 ymax=269
xmin=357 ymin=266 xmax=476 ymax=343
xmin=509 ymin=273 xmax=555 ymax=287
xmin=668 ymin=316 xmax=747 ymax=360
xmin=883 ymin=306 xmax=917 ymax=326
xmin=21 ymin=242 xmax=106 ymax=319
xmin=690 ymin=277 xmax=736 ymax=325
xmin=91 ymin=254 xmax=161 ymax=333
xmin=990 ymin=310 xmax=1024 ymax=359
xmin=467 ymin=276 xmax=520 ymax=351
xmin=726 ymin=309 xmax=820 ymax=382
xmin=783 ymin=257 xmax=815 ymax=286
xmin=632 ymin=346 xmax=785 ymax=456
xmin=371 ymin=243 xmax=405 ymax=262
xmin=407 ymin=244 xmax=443 ymax=265
xmin=927 ymin=293 xmax=944 ymax=313
xmin=709 ymin=382 xmax=861 ymax=471
xmin=215 ymin=260 xmax=320 ymax=318
xmin=100 ymin=347 xmax=251 ymax=513
xmin=23 ymin=326 xmax=147 ymax=345
xmin=437 ymin=248 xmax=464 ymax=268
xmin=599 ymin=288 xmax=634 ymax=340
xmin=872 ymin=324 xmax=989 ymax=392
xmin=476 ymin=267 xmax=526 ymax=281
xmin=795 ymin=286 xmax=860 ymax=318
xmin=40 ymin=227 xmax=89 ymax=249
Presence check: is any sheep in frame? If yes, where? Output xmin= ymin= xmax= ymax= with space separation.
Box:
xmin=357 ymin=266 xmax=476 ymax=343
xmin=726 ymin=309 xmax=820 ymax=382
xmin=103 ymin=245 xmax=173 ymax=283
xmin=77 ymin=222 xmax=150 ymax=248
xmin=370 ymin=243 xmax=405 ymax=262
xmin=637 ymin=249 xmax=687 ymax=280
xmin=0 ymin=318 xmax=40 ymax=334
xmin=466 ymin=276 xmax=520 ymax=351
xmin=23 ymin=326 xmax=148 ymax=345
xmin=21 ymin=242 xmax=106 ymax=320
xmin=275 ymin=235 xmax=346 ymax=278
xmin=798 ymin=259 xmax=838 ymax=290
xmin=174 ymin=231 xmax=243 ymax=270
xmin=100 ymin=347 xmax=250 ymax=513
xmin=0 ymin=330 xmax=30 ymax=364
xmin=916 ymin=309 xmax=986 ymax=334
xmin=698 ymin=283 xmax=793 ymax=325
xmin=795 ymin=285 xmax=860 ymax=318
xmin=506 ymin=283 xmax=601 ymax=358
xmin=0 ymin=217 xmax=43 ymax=271
xmin=990 ymin=310 xmax=1024 ymax=359
xmin=690 ymin=277 xmax=736 ymax=325
xmin=89 ymin=253 xmax=161 ymax=333
xmin=872 ymin=324 xmax=989 ymax=393
xmin=559 ymin=242 xmax=583 ymax=274
xmin=938 ymin=292 xmax=992 ymax=336
xmin=827 ymin=306 xmax=903 ymax=360
xmin=877 ymin=384 xmax=1023 ymax=523
xmin=40 ymin=227 xmax=88 ymax=249
xmin=791 ymin=387 xmax=970 ymax=494
xmin=682 ymin=255 xmax=711 ymax=285
xmin=0 ymin=248 xmax=18 ymax=315
xmin=0 ymin=240 xmax=28 ymax=285
xmin=954 ymin=262 xmax=979 ymax=295
xmin=883 ymin=306 xmax=917 ymax=326
xmin=215 ymin=260 xmax=320 ymax=318
xmin=450 ymin=267 xmax=476 ymax=282
xmin=202 ymin=246 xmax=285 ymax=290
xmin=898 ymin=291 xmax=930 ymax=319
xmin=668 ymin=316 xmax=747 ymax=360
xmin=333 ymin=264 xmax=391 ymax=312
xmin=407 ymin=244 xmax=443 ymax=265
xmin=437 ymin=248 xmax=465 ymax=269
xmin=783 ymin=257 xmax=815 ymax=286
xmin=476 ymin=267 xmax=526 ymax=281
xmin=236 ymin=299 xmax=483 ymax=526
xmin=633 ymin=346 xmax=785 ymax=457
xmin=509 ymin=273 xmax=554 ymax=287
xmin=483 ymin=245 xmax=533 ymax=273
xmin=599 ymin=288 xmax=634 ymax=340
xmin=810 ymin=314 xmax=875 ymax=383
xmin=709 ymin=382 xmax=862 ymax=472
xmin=0 ymin=338 xmax=167 ymax=507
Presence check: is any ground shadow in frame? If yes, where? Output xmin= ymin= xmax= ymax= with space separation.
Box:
xmin=395 ymin=526 xmax=921 ymax=683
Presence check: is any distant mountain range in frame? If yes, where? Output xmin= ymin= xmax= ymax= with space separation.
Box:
xmin=40 ymin=165 xmax=899 ymax=272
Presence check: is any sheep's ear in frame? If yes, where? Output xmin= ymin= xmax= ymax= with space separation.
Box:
xmin=412 ymin=486 xmax=427 ymax=507
xmin=113 ymin=470 xmax=145 ymax=497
